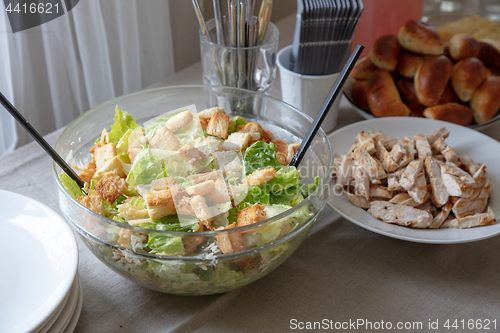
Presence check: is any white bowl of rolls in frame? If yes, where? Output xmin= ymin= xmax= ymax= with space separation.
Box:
xmin=348 ymin=19 xmax=500 ymax=129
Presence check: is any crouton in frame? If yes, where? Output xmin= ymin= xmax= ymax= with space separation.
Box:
xmin=229 ymin=232 xmax=247 ymax=252
xmin=166 ymin=110 xmax=193 ymax=132
xmin=216 ymin=225 xmax=263 ymax=271
xmin=234 ymin=254 xmax=262 ymax=271
xmin=206 ymin=112 xmax=231 ymax=139
xmin=166 ymin=177 xmax=187 ymax=200
xmin=91 ymin=143 xmax=117 ymax=169
xmin=242 ymin=167 xmax=277 ymax=186
xmin=237 ymin=122 xmax=274 ymax=142
xmin=145 ymin=188 xmax=176 ymax=220
xmin=215 ymin=232 xmax=233 ymax=254
xmin=215 ymin=222 xmax=248 ymax=254
xmin=287 ymin=142 xmax=300 ymax=164
xmin=215 ymin=223 xmax=238 ymax=254
xmin=273 ymin=139 xmax=289 ymax=165
xmin=178 ymin=143 xmax=206 ymax=165
xmin=75 ymin=159 xmax=96 ymax=184
xmin=198 ymin=107 xmax=225 ymax=130
xmin=93 ymin=156 xmax=126 ymax=180
xmin=226 ymin=132 xmax=252 ymax=151
xmin=78 ymin=194 xmax=104 ymax=215
xmin=183 ymin=235 xmax=208 ymax=254
xmin=208 ymin=179 xmax=231 ymax=203
xmin=98 ymin=128 xmax=110 ymax=145
xmin=149 ymin=126 xmax=180 ymax=151
xmin=262 ymin=130 xmax=275 ymax=142
xmin=237 ymin=204 xmax=266 ymax=226
xmin=94 ymin=171 xmax=128 ymax=204
xmin=190 ymin=195 xmax=212 ymax=220
xmin=185 ymin=180 xmax=216 ymax=196
xmin=118 ymin=229 xmax=148 ymax=249
xmin=200 ymin=218 xmax=214 ymax=230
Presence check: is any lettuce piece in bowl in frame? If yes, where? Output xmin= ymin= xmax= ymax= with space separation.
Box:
xmin=243 ymin=141 xmax=281 ymax=176
xmin=108 ymin=107 xmax=139 ymax=145
xmin=59 ymin=173 xmax=84 ymax=199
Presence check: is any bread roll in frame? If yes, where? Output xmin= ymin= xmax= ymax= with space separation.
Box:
xmin=477 ymin=41 xmax=500 ymax=76
xmin=451 ymin=57 xmax=487 ymax=102
xmin=449 ymin=33 xmax=481 ymax=60
xmin=370 ymin=35 xmax=400 ymax=71
xmin=423 ymin=103 xmax=474 ymax=126
xmin=397 ymin=20 xmax=444 ymax=55
xmin=470 ymin=76 xmax=500 ymax=124
xmin=414 ymin=55 xmax=453 ymax=107
xmin=351 ymin=57 xmax=378 ymax=80
xmin=480 ymin=38 xmax=500 ymax=53
xmin=367 ymin=70 xmax=411 ymax=117
xmin=443 ymin=42 xmax=450 ymax=58
xmin=485 ymin=67 xmax=496 ymax=78
xmin=408 ymin=103 xmax=426 ymax=118
xmin=396 ymin=79 xmax=420 ymax=104
xmin=439 ymin=83 xmax=459 ymax=104
xmin=351 ymin=80 xmax=370 ymax=111
xmin=398 ymin=52 xmax=425 ymax=79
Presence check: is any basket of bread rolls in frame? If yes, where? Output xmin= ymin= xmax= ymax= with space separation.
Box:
xmin=347 ymin=18 xmax=500 ymax=128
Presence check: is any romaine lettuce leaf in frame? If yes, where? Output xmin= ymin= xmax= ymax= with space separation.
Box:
xmin=228 ymin=116 xmax=249 ymax=134
xmin=134 ymin=214 xmax=198 ymax=232
xmin=244 ymin=204 xmax=312 ymax=246
xmin=268 ymin=167 xmax=302 ymax=206
xmin=108 ymin=107 xmax=139 ymax=145
xmin=268 ymin=166 xmax=300 ymax=190
xmin=126 ymin=149 xmax=165 ymax=186
xmin=147 ymin=233 xmax=185 ymax=255
xmin=243 ymin=141 xmax=281 ymax=176
xmin=237 ymin=185 xmax=270 ymax=209
xmin=298 ymin=176 xmax=320 ymax=199
xmin=102 ymin=194 xmax=127 ymax=217
xmin=59 ymin=174 xmax=84 ymax=199
xmin=116 ymin=129 xmax=134 ymax=164
xmin=129 ymin=197 xmax=146 ymax=207
xmin=227 ymin=207 xmax=239 ymax=224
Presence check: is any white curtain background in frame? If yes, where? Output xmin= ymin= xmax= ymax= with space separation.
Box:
xmin=0 ymin=0 xmax=175 ymax=157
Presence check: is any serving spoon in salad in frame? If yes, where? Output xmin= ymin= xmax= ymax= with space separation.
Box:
xmin=0 ymin=93 xmax=86 ymax=189
xmin=289 ymin=44 xmax=364 ymax=167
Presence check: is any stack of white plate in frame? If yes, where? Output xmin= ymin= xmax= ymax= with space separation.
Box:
xmin=0 ymin=190 xmax=82 ymax=333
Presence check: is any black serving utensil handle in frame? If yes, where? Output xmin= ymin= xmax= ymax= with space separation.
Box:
xmin=289 ymin=44 xmax=364 ymax=167
xmin=0 ymin=92 xmax=85 ymax=189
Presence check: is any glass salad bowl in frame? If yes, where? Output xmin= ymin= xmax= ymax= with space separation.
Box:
xmin=52 ymin=85 xmax=333 ymax=295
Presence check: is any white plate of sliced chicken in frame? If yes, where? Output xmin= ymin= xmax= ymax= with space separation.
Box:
xmin=327 ymin=117 xmax=500 ymax=243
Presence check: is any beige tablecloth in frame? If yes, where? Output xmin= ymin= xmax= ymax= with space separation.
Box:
xmin=2 ymin=7 xmax=500 ymax=333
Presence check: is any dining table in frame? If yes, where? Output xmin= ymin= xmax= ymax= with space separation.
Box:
xmin=2 ymin=5 xmax=500 ymax=333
